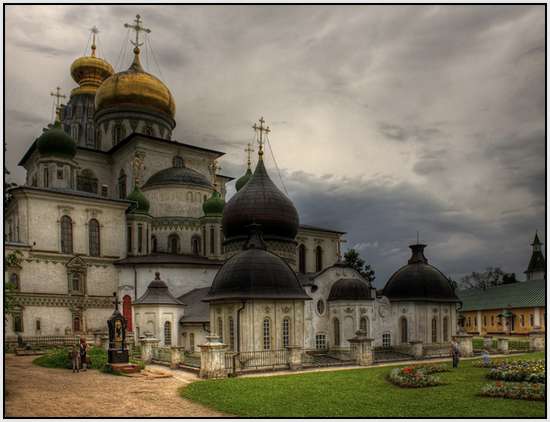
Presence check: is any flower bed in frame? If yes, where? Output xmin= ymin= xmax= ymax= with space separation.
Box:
xmin=487 ymin=360 xmax=545 ymax=383
xmin=388 ymin=364 xmax=449 ymax=388
xmin=480 ymin=382 xmax=545 ymax=401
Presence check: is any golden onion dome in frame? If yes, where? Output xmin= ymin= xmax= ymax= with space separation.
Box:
xmin=95 ymin=47 xmax=175 ymax=119
xmin=70 ymin=43 xmax=114 ymax=96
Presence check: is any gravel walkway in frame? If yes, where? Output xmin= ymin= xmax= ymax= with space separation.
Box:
xmin=4 ymin=354 xmax=226 ymax=417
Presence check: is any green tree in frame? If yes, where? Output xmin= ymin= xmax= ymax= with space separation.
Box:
xmin=343 ymin=249 xmax=375 ymax=283
xmin=458 ymin=267 xmax=517 ymax=290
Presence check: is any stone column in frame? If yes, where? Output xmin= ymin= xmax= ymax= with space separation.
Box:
xmin=170 ymin=346 xmax=183 ymax=369
xmin=409 ymin=340 xmax=424 ymax=359
xmin=199 ymin=335 xmax=228 ymax=379
xmin=497 ymin=338 xmax=509 ymax=354
xmin=483 ymin=335 xmax=493 ymax=350
xmin=287 ymin=345 xmax=303 ymax=370
xmin=455 ymin=333 xmax=473 ymax=357
xmin=140 ymin=335 xmax=160 ymax=363
xmin=528 ymin=332 xmax=544 ymax=352
xmin=348 ymin=330 xmax=374 ymax=366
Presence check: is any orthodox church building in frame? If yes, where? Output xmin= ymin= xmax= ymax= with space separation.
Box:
xmin=5 ymin=15 xmax=461 ymax=355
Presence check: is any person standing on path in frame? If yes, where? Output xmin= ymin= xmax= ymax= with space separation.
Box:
xmin=79 ymin=338 xmax=88 ymax=371
xmin=450 ymin=337 xmax=460 ymax=368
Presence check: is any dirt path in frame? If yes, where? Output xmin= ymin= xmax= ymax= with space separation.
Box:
xmin=4 ymin=354 xmax=226 ymax=417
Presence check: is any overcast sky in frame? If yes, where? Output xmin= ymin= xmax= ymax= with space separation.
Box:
xmin=5 ymin=5 xmax=546 ymax=285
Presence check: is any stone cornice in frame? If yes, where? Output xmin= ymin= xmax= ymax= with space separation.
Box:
xmin=12 ymin=292 xmax=113 ymax=309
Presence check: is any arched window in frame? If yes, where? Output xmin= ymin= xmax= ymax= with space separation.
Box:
xmin=189 ymin=333 xmax=195 ymax=352
xmin=298 ymin=244 xmax=306 ymax=274
xmin=151 ymin=235 xmax=158 ymax=253
xmin=168 ymin=234 xmax=180 ymax=254
xmin=315 ymin=246 xmax=323 ymax=272
xmin=360 ymin=316 xmax=369 ymax=336
xmin=73 ymin=316 xmax=81 ymax=333
xmin=137 ymin=224 xmax=143 ymax=254
xmin=13 ymin=314 xmax=23 ymax=333
xmin=118 ymin=169 xmax=127 ymax=199
xmin=86 ymin=122 xmax=95 ymax=147
xmin=333 ymin=318 xmax=341 ymax=346
xmin=43 ymin=167 xmax=49 ymax=188
xmin=400 ymin=317 xmax=408 ymax=343
xmin=210 ymin=227 xmax=215 ymax=254
xmin=217 ymin=316 xmax=223 ymax=341
xmin=88 ymin=219 xmax=100 ymax=256
xmin=173 ymin=156 xmax=184 ymax=168
xmin=228 ymin=317 xmax=235 ymax=351
xmin=77 ymin=169 xmax=98 ymax=194
xmin=9 ymin=273 xmax=19 ymax=290
xmin=282 ymin=318 xmax=290 ymax=348
xmin=191 ymin=235 xmax=201 ymax=255
xmin=123 ymin=295 xmax=133 ymax=331
xmin=164 ymin=321 xmax=172 ymax=346
xmin=202 ymin=227 xmax=206 ymax=256
xmin=443 ymin=316 xmax=449 ymax=342
xmin=431 ymin=317 xmax=438 ymax=343
xmin=60 ymin=215 xmax=73 ymax=254
xmin=127 ymin=225 xmax=133 ymax=253
xmin=263 ymin=318 xmax=271 ymax=350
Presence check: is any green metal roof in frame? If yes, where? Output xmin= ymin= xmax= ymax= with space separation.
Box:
xmin=457 ymin=279 xmax=546 ymax=311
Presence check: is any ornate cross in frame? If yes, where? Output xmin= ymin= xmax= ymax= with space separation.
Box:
xmin=245 ymin=142 xmax=254 ymax=169
xmin=124 ymin=14 xmax=151 ymax=49
xmin=50 ymin=87 xmax=66 ymax=122
xmin=112 ymin=292 xmax=120 ymax=310
xmin=252 ymin=117 xmax=270 ymax=157
xmin=90 ymin=26 xmax=99 ymax=57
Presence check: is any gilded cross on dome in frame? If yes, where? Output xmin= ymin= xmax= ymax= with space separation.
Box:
xmin=50 ymin=86 xmax=66 ymax=122
xmin=245 ymin=142 xmax=254 ymax=169
xmin=124 ymin=14 xmax=151 ymax=49
xmin=252 ymin=117 xmax=270 ymax=158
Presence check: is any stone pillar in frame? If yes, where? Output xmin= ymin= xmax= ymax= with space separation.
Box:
xmin=497 ymin=338 xmax=509 ymax=354
xmin=287 ymin=345 xmax=303 ymax=370
xmin=170 ymin=346 xmax=183 ymax=369
xmin=100 ymin=335 xmax=110 ymax=352
xmin=140 ymin=335 xmax=160 ymax=363
xmin=348 ymin=330 xmax=374 ymax=366
xmin=455 ymin=333 xmax=473 ymax=357
xmin=409 ymin=340 xmax=424 ymax=359
xmin=199 ymin=335 xmax=228 ymax=379
xmin=483 ymin=335 xmax=493 ymax=350
xmin=528 ymin=332 xmax=545 ymax=352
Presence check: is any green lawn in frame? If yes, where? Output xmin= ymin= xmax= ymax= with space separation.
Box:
xmin=180 ymin=352 xmax=545 ymax=417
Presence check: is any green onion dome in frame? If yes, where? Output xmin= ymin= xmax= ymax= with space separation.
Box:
xmin=127 ymin=185 xmax=150 ymax=214
xmin=36 ymin=121 xmax=77 ymax=159
xmin=202 ymin=190 xmax=225 ymax=216
xmin=235 ymin=168 xmax=253 ymax=192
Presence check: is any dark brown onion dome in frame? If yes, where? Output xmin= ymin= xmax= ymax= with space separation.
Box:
xmin=328 ymin=278 xmax=372 ymax=301
xmin=204 ymin=226 xmax=310 ymax=302
xmin=143 ymin=165 xmax=212 ymax=189
xmin=382 ymin=244 xmax=460 ymax=303
xmin=222 ymin=159 xmax=299 ymax=241
xmin=134 ymin=272 xmax=183 ymax=305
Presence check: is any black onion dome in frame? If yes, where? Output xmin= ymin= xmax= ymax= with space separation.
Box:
xmin=143 ymin=165 xmax=211 ymax=189
xmin=328 ymin=278 xmax=372 ymax=301
xmin=382 ymin=244 xmax=460 ymax=303
xmin=134 ymin=272 xmax=183 ymax=305
xmin=204 ymin=227 xmax=310 ymax=302
xmin=222 ymin=159 xmax=299 ymax=240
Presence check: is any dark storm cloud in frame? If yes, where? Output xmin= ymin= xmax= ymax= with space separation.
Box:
xmin=5 ymin=5 xmax=545 ymax=284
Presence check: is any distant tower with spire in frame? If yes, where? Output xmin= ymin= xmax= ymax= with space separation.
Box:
xmin=525 ymin=232 xmax=545 ymax=281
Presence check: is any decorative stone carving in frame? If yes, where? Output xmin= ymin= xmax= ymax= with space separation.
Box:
xmin=344 ymin=307 xmax=353 ymax=314
xmin=265 ymin=306 xmax=271 ymax=313
xmin=359 ymin=307 xmax=367 ymax=314
xmin=282 ymin=306 xmax=291 ymax=314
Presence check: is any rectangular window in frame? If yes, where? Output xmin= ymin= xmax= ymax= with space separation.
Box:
xmin=520 ymin=315 xmax=525 ymax=327
xmin=382 ymin=332 xmax=391 ymax=348
xmin=530 ymin=314 xmax=534 ymax=326
xmin=13 ymin=314 xmax=23 ymax=333
xmin=228 ymin=317 xmax=235 ymax=351
xmin=483 ymin=316 xmax=487 ymax=326
xmin=57 ymin=168 xmax=64 ymax=180
xmin=138 ymin=224 xmax=143 ymax=254
xmin=218 ymin=316 xmax=223 ymax=342
xmin=36 ymin=319 xmax=41 ymax=331
xmin=210 ymin=227 xmax=215 ymax=254
xmin=491 ymin=315 xmax=494 ymax=326
xmin=315 ymin=334 xmax=327 ymax=350
xmin=263 ymin=318 xmax=271 ymax=350
xmin=127 ymin=226 xmax=132 ymax=253
xmin=282 ymin=318 xmax=290 ymax=348
xmin=101 ymin=185 xmax=108 ymax=197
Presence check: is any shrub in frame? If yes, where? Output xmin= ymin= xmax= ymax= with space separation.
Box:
xmin=480 ymin=382 xmax=545 ymax=401
xmin=388 ymin=365 xmax=447 ymax=388
xmin=34 ymin=346 xmax=107 ymax=371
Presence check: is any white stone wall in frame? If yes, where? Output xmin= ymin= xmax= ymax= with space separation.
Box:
xmin=180 ymin=324 xmax=209 ymax=352
xmin=133 ymin=304 xmax=183 ymax=346
xmin=143 ymin=186 xmax=211 ymax=218
xmin=296 ymin=228 xmax=341 ymax=273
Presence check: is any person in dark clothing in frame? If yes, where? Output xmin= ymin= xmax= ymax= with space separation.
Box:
xmin=450 ymin=338 xmax=460 ymax=368
xmin=79 ymin=338 xmax=88 ymax=371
